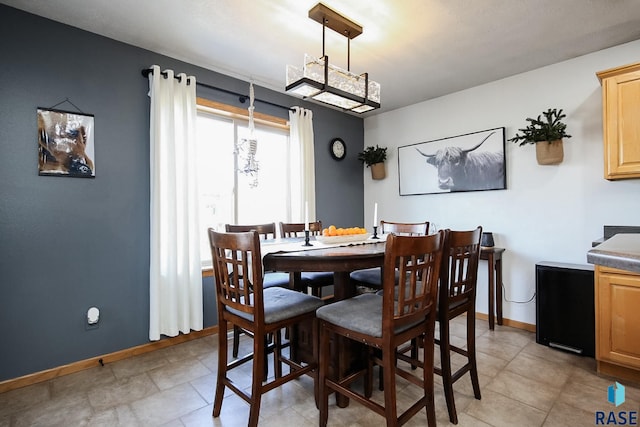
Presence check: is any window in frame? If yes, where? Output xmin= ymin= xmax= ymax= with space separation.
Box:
xmin=196 ymin=99 xmax=291 ymax=265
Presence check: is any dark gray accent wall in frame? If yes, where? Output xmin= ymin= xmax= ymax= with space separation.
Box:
xmin=0 ymin=5 xmax=364 ymax=382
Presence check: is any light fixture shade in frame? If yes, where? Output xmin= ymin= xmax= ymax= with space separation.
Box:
xmin=286 ymin=55 xmax=380 ymax=113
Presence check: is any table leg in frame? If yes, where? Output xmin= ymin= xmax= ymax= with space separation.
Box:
xmin=289 ymin=271 xmax=304 ymax=292
xmin=496 ymin=258 xmax=503 ymax=326
xmin=332 ymin=271 xmax=354 ymax=408
xmin=333 ymin=271 xmax=356 ymax=300
xmin=487 ymin=253 xmax=495 ymax=330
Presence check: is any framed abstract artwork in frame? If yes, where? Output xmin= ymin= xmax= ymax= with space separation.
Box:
xmin=398 ymin=127 xmax=506 ymax=196
xmin=37 ymin=107 xmax=95 ymax=177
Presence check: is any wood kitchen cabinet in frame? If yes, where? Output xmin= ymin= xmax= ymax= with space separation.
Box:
xmin=597 ymin=62 xmax=640 ymax=180
xmin=595 ymin=265 xmax=640 ymax=382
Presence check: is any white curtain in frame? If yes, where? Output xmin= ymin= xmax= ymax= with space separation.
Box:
xmin=148 ymin=65 xmax=203 ymax=341
xmin=289 ymin=107 xmax=316 ymax=222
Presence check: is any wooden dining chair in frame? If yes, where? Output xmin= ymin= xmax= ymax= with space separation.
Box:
xmin=279 ymin=221 xmax=334 ymax=299
xmin=396 ymin=227 xmax=483 ymax=424
xmin=225 ymin=222 xmax=291 ymax=358
xmin=209 ymin=229 xmax=323 ymax=427
xmin=436 ymin=226 xmax=483 ymax=424
xmin=316 ymin=231 xmax=445 ymax=427
xmin=350 ymin=220 xmax=430 ymax=290
xmin=280 ymin=220 xmax=323 ymax=237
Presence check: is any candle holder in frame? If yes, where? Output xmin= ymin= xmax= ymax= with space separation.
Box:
xmin=303 ymin=230 xmax=313 ymax=246
xmin=372 ymin=226 xmax=379 ymax=239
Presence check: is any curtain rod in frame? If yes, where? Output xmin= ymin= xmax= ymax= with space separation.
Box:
xmin=141 ymin=68 xmax=294 ymax=112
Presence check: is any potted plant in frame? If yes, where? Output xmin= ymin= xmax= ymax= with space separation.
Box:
xmin=357 ymin=145 xmax=388 ymax=179
xmin=509 ymin=108 xmax=572 ymax=165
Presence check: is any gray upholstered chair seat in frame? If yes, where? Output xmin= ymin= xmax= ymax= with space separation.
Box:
xmin=350 ymin=267 xmax=382 ymax=287
xmin=263 ymin=271 xmax=291 ymax=288
xmin=350 ymin=267 xmax=401 ymax=289
xmin=228 ymin=287 xmax=323 ymax=325
xmin=316 ymin=293 xmax=420 ymax=338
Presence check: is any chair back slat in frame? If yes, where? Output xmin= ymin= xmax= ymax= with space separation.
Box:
xmin=209 ymin=229 xmax=264 ymax=318
xmin=225 ymin=223 xmax=277 ymax=240
xmin=380 ymin=220 xmax=429 ymax=236
xmin=440 ymin=227 xmax=482 ymax=309
xmin=382 ymin=231 xmax=444 ymax=332
xmin=279 ymin=221 xmax=322 ymax=238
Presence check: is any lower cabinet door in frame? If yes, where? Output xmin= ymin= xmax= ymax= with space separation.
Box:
xmin=596 ymin=267 xmax=640 ymax=369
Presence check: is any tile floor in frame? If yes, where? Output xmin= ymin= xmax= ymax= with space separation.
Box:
xmin=1 ymin=316 xmax=639 ymax=426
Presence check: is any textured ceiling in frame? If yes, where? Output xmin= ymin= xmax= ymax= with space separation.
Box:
xmin=3 ymin=0 xmax=640 ymax=116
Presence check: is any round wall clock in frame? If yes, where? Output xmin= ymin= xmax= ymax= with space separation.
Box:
xmin=330 ymin=138 xmax=346 ymax=160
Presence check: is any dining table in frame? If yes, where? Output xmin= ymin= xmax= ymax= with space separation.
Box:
xmin=262 ymin=237 xmax=386 ymax=298
xmin=262 ymin=235 xmax=386 ymax=407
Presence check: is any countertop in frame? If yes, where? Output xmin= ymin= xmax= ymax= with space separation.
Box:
xmin=587 ymin=233 xmax=640 ymax=273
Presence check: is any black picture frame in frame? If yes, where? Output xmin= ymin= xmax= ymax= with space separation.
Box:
xmin=37 ymin=107 xmax=95 ymax=177
xmin=398 ymin=127 xmax=506 ymax=196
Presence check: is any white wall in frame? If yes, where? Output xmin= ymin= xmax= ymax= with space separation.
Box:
xmin=363 ymin=40 xmax=640 ymax=326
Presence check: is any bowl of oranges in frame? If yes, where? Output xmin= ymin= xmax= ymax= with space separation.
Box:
xmin=315 ymin=225 xmax=371 ymax=244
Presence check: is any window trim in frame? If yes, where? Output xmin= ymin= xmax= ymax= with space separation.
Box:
xmin=197 ymin=98 xmax=289 ymax=130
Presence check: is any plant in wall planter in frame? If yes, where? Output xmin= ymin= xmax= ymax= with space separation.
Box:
xmin=357 ymin=145 xmax=388 ymax=180
xmin=509 ymin=108 xmax=572 ymax=165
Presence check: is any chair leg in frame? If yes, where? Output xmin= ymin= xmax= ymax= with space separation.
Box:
xmin=274 ymin=328 xmax=282 ymax=379
xmin=249 ymin=333 xmax=265 ymax=427
xmin=439 ymin=319 xmax=458 ymax=424
xmin=213 ymin=319 xmax=228 ymax=417
xmin=233 ymin=325 xmax=241 ymax=358
xmin=382 ymin=346 xmax=398 ymax=427
xmin=364 ymin=346 xmax=374 ymax=398
xmin=422 ymin=331 xmax=437 ymax=427
xmin=318 ymin=322 xmax=330 ymax=427
xmin=410 ymin=337 xmax=418 ymax=370
xmin=467 ymin=312 xmax=481 ymax=400
xmin=312 ymin=318 xmax=320 ymax=409
xmin=263 ymin=342 xmax=269 ymax=382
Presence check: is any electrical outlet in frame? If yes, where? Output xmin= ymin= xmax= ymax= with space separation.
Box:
xmin=85 ymin=307 xmax=100 ymax=330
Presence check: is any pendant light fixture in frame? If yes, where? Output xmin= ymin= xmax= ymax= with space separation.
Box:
xmin=285 ymin=3 xmax=380 ymax=113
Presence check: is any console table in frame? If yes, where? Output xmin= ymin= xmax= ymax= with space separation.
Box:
xmin=480 ymin=247 xmax=505 ymax=330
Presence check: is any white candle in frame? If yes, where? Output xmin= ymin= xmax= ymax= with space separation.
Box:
xmin=305 ymin=201 xmax=309 ymax=230
xmin=373 ymin=202 xmax=378 ymax=226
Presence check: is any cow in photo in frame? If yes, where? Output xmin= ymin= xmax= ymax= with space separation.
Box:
xmin=416 ymin=131 xmax=504 ymax=191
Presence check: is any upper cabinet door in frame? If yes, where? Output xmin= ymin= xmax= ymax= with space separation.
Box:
xmin=597 ymin=62 xmax=640 ymax=180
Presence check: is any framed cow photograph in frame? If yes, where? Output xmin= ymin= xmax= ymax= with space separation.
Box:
xmin=398 ymin=127 xmax=506 ymax=196
xmin=37 ymin=108 xmax=95 ymax=177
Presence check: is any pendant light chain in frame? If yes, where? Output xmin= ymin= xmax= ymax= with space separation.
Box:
xmin=248 ymin=81 xmax=256 ymax=137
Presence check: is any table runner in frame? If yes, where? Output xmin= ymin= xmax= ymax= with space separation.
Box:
xmin=260 ymin=233 xmax=388 ymax=258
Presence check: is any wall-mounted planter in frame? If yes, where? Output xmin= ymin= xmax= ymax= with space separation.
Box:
xmin=509 ymin=108 xmax=571 ymax=166
xmin=371 ymin=162 xmax=386 ymax=180
xmin=536 ymin=139 xmax=564 ymax=165
xmin=358 ymin=145 xmax=388 ymax=179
